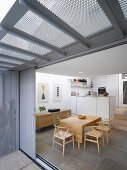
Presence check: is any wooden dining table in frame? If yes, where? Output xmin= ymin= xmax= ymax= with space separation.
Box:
xmin=60 ymin=115 xmax=101 ymax=147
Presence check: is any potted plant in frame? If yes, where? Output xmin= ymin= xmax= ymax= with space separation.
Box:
xmin=38 ymin=106 xmax=46 ymax=112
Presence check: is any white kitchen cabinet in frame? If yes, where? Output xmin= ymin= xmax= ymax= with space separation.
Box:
xmin=75 ymin=96 xmax=116 ymax=120
xmin=96 ymin=97 xmax=109 ymax=120
xmin=71 ymin=96 xmax=77 ymax=114
xmin=77 ymin=96 xmax=96 ymax=116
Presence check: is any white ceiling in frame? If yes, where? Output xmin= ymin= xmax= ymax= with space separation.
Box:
xmin=37 ymin=44 xmax=127 ymax=77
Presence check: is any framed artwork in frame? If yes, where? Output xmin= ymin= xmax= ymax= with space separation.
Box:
xmin=37 ymin=83 xmax=49 ymax=102
xmin=53 ymin=84 xmax=62 ymax=101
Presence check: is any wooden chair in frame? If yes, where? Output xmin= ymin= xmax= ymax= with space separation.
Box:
xmin=56 ymin=113 xmax=70 ymax=124
xmin=52 ymin=124 xmax=74 ymax=155
xmin=84 ymin=125 xmax=104 ymax=154
xmin=96 ymin=119 xmax=111 ymax=144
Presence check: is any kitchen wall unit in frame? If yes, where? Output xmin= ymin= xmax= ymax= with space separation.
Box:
xmin=71 ymin=96 xmax=116 ymax=120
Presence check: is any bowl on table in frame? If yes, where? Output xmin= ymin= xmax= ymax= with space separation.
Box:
xmin=78 ymin=114 xmax=86 ymax=119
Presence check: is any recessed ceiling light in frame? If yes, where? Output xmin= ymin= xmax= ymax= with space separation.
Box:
xmin=79 ymin=72 xmax=83 ymax=74
xmin=0 ymin=0 xmax=16 ymax=23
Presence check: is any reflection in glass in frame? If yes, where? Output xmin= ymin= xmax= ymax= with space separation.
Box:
xmin=123 ymin=81 xmax=127 ymax=104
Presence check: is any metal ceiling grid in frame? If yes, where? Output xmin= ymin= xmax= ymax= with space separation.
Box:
xmin=0 ymin=48 xmax=35 ymax=60
xmin=0 ymin=63 xmax=15 ymax=68
xmin=118 ymin=0 xmax=127 ymax=19
xmin=0 ymin=0 xmax=127 ymax=72
xmin=37 ymin=0 xmax=112 ymax=38
xmin=14 ymin=10 xmax=76 ymax=48
xmin=0 ymin=67 xmax=8 ymax=71
xmin=0 ymin=57 xmax=23 ymax=65
xmin=1 ymin=33 xmax=51 ymax=56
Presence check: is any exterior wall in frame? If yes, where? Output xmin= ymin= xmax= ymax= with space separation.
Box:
xmin=0 ymin=71 xmax=19 ymax=158
xmin=0 ymin=74 xmax=3 ymax=107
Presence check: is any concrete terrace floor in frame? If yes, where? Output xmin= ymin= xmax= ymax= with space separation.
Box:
xmin=36 ymin=126 xmax=127 ymax=170
xmin=0 ymin=151 xmax=43 ymax=170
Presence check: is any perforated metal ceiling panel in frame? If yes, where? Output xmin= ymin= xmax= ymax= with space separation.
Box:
xmin=37 ymin=0 xmax=112 ymax=38
xmin=14 ymin=11 xmax=76 ymax=48
xmin=0 ymin=63 xmax=14 ymax=68
xmin=0 ymin=67 xmax=8 ymax=71
xmin=0 ymin=48 xmax=35 ymax=60
xmin=1 ymin=33 xmax=51 ymax=55
xmin=0 ymin=57 xmax=23 ymax=65
xmin=118 ymin=0 xmax=127 ymax=19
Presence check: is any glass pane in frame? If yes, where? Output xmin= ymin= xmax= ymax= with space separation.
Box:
xmin=123 ymin=81 xmax=127 ymax=104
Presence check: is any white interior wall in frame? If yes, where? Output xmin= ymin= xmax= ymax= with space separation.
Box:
xmin=36 ymin=72 xmax=71 ymax=112
xmin=91 ymin=74 xmax=119 ymax=106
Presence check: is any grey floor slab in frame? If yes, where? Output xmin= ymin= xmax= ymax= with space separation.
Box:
xmin=22 ymin=163 xmax=42 ymax=170
xmin=95 ymin=158 xmax=127 ymax=170
xmin=0 ymin=151 xmax=32 ymax=170
xmin=0 ymin=151 xmax=42 ymax=170
xmin=36 ymin=127 xmax=127 ymax=170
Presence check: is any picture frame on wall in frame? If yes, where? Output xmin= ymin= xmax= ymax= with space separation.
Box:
xmin=53 ymin=84 xmax=62 ymax=101
xmin=37 ymin=83 xmax=49 ymax=102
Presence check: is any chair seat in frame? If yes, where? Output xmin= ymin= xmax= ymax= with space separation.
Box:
xmin=55 ymin=130 xmax=73 ymax=139
xmin=86 ymin=130 xmax=102 ymax=138
xmin=96 ymin=125 xmax=110 ymax=132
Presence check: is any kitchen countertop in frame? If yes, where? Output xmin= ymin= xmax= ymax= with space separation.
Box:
xmin=72 ymin=95 xmax=115 ymax=97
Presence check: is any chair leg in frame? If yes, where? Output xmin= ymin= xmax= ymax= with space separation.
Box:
xmin=105 ymin=131 xmax=108 ymax=144
xmin=78 ymin=142 xmax=80 ymax=149
xmin=102 ymin=134 xmax=105 ymax=147
xmin=72 ymin=136 xmax=74 ymax=150
xmin=52 ymin=136 xmax=55 ymax=149
xmin=97 ymin=138 xmax=100 ymax=154
xmin=63 ymin=139 xmax=65 ymax=156
xmin=84 ymin=134 xmax=86 ymax=150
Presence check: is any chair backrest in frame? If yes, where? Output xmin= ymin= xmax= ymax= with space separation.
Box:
xmin=53 ymin=124 xmax=69 ymax=138
xmin=92 ymin=125 xmax=103 ymax=136
xmin=97 ymin=119 xmax=111 ymax=131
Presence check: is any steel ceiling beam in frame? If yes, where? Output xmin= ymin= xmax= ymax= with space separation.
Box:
xmin=0 ymin=53 xmax=36 ymax=65
xmin=0 ymin=66 xmax=9 ymax=70
xmin=0 ymin=61 xmax=20 ymax=67
xmin=0 ymin=42 xmax=50 ymax=61
xmin=0 ymin=25 xmax=67 ymax=56
xmin=97 ymin=0 xmax=124 ymax=37
xmin=19 ymin=0 xmax=90 ymax=48
xmin=0 ymin=64 xmax=14 ymax=69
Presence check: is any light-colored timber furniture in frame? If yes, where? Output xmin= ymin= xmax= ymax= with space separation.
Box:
xmin=84 ymin=125 xmax=104 ymax=154
xmin=52 ymin=124 xmax=74 ymax=155
xmin=36 ymin=110 xmax=71 ymax=130
xmin=96 ymin=119 xmax=111 ymax=144
xmin=60 ymin=115 xmax=101 ymax=148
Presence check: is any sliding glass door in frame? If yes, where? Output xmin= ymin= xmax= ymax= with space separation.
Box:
xmin=20 ymin=68 xmax=36 ymax=159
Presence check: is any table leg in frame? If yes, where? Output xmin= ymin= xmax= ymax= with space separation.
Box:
xmin=78 ymin=142 xmax=80 ymax=149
